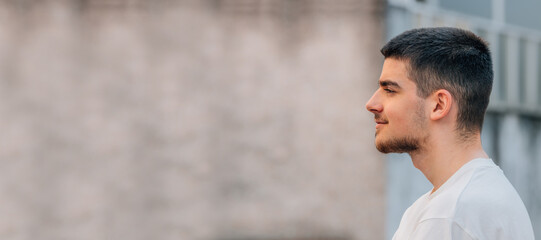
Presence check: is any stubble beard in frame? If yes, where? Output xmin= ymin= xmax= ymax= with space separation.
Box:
xmin=374 ymin=102 xmax=428 ymax=154
xmin=376 ymin=135 xmax=423 ymax=153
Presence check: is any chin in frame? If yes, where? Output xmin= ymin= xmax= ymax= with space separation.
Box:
xmin=375 ymin=136 xmax=421 ymax=154
xmin=374 ymin=135 xmax=387 ymax=145
xmin=374 ymin=139 xmax=388 ymax=153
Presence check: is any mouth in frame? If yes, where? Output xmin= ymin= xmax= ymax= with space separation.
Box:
xmin=375 ymin=120 xmax=388 ymax=129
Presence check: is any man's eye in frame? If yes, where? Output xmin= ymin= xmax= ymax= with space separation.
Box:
xmin=384 ymin=88 xmax=395 ymax=93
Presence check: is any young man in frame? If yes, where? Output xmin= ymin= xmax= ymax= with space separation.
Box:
xmin=366 ymin=27 xmax=535 ymax=239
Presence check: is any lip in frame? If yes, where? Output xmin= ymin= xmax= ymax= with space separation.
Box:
xmin=375 ymin=122 xmax=388 ymax=129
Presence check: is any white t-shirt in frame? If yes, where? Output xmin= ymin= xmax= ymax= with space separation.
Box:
xmin=392 ymin=158 xmax=535 ymax=240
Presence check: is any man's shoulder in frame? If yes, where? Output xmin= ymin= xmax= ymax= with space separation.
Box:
xmin=456 ymin=164 xmax=521 ymax=211
xmin=452 ymin=165 xmax=534 ymax=239
xmin=421 ymin=163 xmax=520 ymax=220
xmin=410 ymin=161 xmax=534 ymax=239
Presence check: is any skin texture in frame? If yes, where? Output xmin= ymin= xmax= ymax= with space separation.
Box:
xmin=366 ymin=58 xmax=489 ymax=193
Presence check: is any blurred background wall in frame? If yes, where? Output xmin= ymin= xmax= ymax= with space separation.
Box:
xmin=0 ymin=0 xmax=386 ymax=240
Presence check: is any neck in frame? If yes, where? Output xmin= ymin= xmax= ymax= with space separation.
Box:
xmin=409 ymin=133 xmax=488 ymax=193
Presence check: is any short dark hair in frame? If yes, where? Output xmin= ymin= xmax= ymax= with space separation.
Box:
xmin=381 ymin=27 xmax=493 ymax=136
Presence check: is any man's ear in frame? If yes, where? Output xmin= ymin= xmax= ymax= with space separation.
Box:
xmin=429 ymin=89 xmax=453 ymax=121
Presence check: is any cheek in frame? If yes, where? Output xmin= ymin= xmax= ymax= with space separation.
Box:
xmin=387 ymin=103 xmax=424 ymax=129
xmin=386 ymin=107 xmax=408 ymax=124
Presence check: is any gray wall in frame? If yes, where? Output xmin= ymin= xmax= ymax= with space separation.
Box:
xmin=0 ymin=1 xmax=386 ymax=239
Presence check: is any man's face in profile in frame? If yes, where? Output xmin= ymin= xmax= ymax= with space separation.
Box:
xmin=365 ymin=58 xmax=429 ymax=153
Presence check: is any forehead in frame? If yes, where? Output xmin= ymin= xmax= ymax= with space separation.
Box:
xmin=379 ymin=58 xmax=417 ymax=89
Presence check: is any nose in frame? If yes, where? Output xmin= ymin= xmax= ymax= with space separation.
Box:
xmin=365 ymin=91 xmax=382 ymax=113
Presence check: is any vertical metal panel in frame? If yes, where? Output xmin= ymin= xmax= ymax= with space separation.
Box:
xmin=492 ymin=0 xmax=505 ymax=23
xmin=486 ymin=30 xmax=501 ymax=104
xmin=505 ymin=34 xmax=520 ymax=105
xmin=525 ymin=40 xmax=539 ymax=107
xmin=498 ymin=115 xmax=530 ymax=205
xmin=539 ymin=45 xmax=541 ymax=105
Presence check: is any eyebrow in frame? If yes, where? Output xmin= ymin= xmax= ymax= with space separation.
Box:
xmin=379 ymin=80 xmax=402 ymax=89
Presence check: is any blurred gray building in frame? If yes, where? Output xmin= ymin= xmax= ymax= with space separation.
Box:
xmin=0 ymin=0 xmax=539 ymax=240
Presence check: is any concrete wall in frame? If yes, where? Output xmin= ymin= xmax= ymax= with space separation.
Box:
xmin=0 ymin=1 xmax=386 ymax=239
